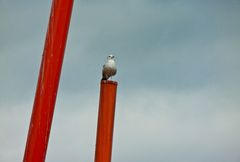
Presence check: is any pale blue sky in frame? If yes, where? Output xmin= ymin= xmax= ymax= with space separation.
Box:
xmin=1 ymin=0 xmax=240 ymax=162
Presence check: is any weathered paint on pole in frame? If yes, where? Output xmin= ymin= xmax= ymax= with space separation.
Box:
xmin=23 ymin=0 xmax=74 ymax=161
xmin=94 ymin=80 xmax=118 ymax=162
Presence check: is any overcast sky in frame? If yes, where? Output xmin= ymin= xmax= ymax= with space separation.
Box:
xmin=1 ymin=0 xmax=240 ymax=162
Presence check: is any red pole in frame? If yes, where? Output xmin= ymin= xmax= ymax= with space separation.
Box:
xmin=23 ymin=0 xmax=73 ymax=161
xmin=94 ymin=80 xmax=118 ymax=162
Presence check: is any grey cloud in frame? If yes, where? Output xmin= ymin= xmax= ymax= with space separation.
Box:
xmin=63 ymin=0 xmax=240 ymax=93
xmin=2 ymin=88 xmax=240 ymax=162
xmin=1 ymin=0 xmax=240 ymax=103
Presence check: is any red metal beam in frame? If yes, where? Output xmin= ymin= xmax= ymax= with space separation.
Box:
xmin=23 ymin=0 xmax=74 ymax=161
xmin=94 ymin=80 xmax=118 ymax=162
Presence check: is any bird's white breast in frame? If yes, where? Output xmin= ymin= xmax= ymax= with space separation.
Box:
xmin=102 ymin=59 xmax=117 ymax=79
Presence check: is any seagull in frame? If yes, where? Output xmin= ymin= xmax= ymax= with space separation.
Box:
xmin=102 ymin=54 xmax=117 ymax=80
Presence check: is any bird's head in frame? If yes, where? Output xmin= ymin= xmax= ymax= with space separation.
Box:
xmin=107 ymin=54 xmax=115 ymax=60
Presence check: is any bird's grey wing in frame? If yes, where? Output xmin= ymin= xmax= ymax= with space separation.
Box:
xmin=112 ymin=68 xmax=117 ymax=75
xmin=102 ymin=68 xmax=111 ymax=80
xmin=102 ymin=64 xmax=107 ymax=79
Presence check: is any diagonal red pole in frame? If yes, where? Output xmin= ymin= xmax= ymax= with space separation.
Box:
xmin=94 ymin=80 xmax=118 ymax=162
xmin=23 ymin=0 xmax=74 ymax=161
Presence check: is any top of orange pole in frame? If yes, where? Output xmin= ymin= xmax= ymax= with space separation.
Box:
xmin=101 ymin=80 xmax=118 ymax=85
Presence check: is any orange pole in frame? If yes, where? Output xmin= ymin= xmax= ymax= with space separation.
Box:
xmin=23 ymin=0 xmax=73 ymax=162
xmin=94 ymin=80 xmax=118 ymax=162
